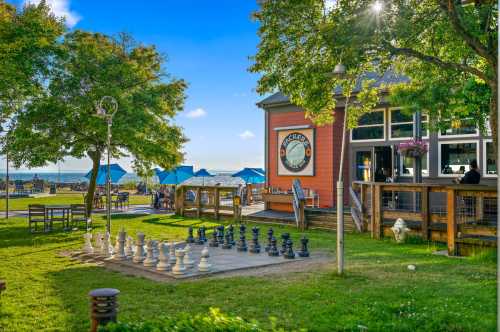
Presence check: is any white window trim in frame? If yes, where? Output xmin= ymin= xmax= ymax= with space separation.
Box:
xmin=437 ymin=118 xmax=479 ymax=138
xmin=438 ymin=140 xmax=480 ymax=177
xmin=399 ymin=151 xmax=430 ymax=177
xmin=388 ymin=108 xmax=429 ymax=141
xmin=350 ymin=109 xmax=386 ymax=143
xmin=483 ymin=139 xmax=497 ymax=178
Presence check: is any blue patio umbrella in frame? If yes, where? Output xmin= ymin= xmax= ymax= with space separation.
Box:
xmin=194 ymin=168 xmax=213 ymax=177
xmin=157 ymin=165 xmax=194 ymax=185
xmin=232 ymin=168 xmax=265 ymax=184
xmin=85 ymin=164 xmax=127 ymax=185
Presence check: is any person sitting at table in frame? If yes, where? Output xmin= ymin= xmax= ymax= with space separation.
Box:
xmin=453 ymin=159 xmax=481 ymax=185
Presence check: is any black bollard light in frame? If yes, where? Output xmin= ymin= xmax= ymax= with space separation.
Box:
xmin=89 ymin=288 xmax=120 ymax=332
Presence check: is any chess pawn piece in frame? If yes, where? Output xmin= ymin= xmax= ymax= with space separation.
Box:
xmin=196 ymin=228 xmax=204 ymax=245
xmin=94 ymin=232 xmax=102 ymax=250
xmin=83 ymin=233 xmax=94 ymax=254
xmin=168 ymin=242 xmax=177 ymax=265
xmin=268 ymin=236 xmax=279 ymax=257
xmin=198 ymin=247 xmax=211 ymax=272
xmin=183 ymin=244 xmax=195 ymax=268
xmin=172 ymin=249 xmax=186 ymax=275
xmin=236 ymin=225 xmax=247 ymax=252
xmin=156 ymin=242 xmax=171 ymax=271
xmin=102 ymin=232 xmax=112 ymax=257
xmin=217 ymin=225 xmax=225 ymax=244
xmin=249 ymin=227 xmax=261 ymax=254
xmin=283 ymin=239 xmax=295 ymax=259
xmin=265 ymin=228 xmax=274 ymax=252
xmin=143 ymin=240 xmax=157 ymax=267
xmin=125 ymin=236 xmax=134 ymax=257
xmin=132 ymin=232 xmax=146 ymax=263
xmin=280 ymin=233 xmax=290 ymax=254
xmin=222 ymin=231 xmax=232 ymax=249
xmin=114 ymin=228 xmax=127 ymax=260
xmin=186 ymin=226 xmax=195 ymax=243
xmin=200 ymin=226 xmax=207 ymax=243
xmin=209 ymin=227 xmax=219 ymax=247
xmin=228 ymin=224 xmax=235 ymax=245
xmin=298 ymin=236 xmax=310 ymax=257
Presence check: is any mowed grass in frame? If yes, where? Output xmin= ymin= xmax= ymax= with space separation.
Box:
xmin=0 ymin=214 xmax=496 ymax=331
xmin=0 ymin=193 xmax=151 ymax=211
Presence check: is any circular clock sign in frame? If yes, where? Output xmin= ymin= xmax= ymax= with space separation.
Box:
xmin=280 ymin=132 xmax=312 ymax=172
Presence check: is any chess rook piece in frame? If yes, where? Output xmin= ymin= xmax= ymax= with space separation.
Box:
xmin=228 ymin=224 xmax=235 ymax=245
xmin=209 ymin=227 xmax=219 ymax=247
xmin=268 ymin=236 xmax=279 ymax=257
xmin=172 ymin=249 xmax=186 ymax=275
xmin=249 ymin=227 xmax=261 ymax=254
xmin=237 ymin=224 xmax=247 ymax=252
xmin=102 ymin=232 xmax=112 ymax=257
xmin=198 ymin=247 xmax=212 ymax=272
xmin=183 ymin=244 xmax=195 ymax=268
xmin=83 ymin=233 xmax=94 ymax=254
xmin=114 ymin=228 xmax=127 ymax=260
xmin=280 ymin=233 xmax=290 ymax=254
xmin=168 ymin=242 xmax=177 ymax=265
xmin=217 ymin=226 xmax=225 ymax=245
xmin=298 ymin=236 xmax=310 ymax=257
xmin=186 ymin=226 xmax=195 ymax=243
xmin=132 ymin=232 xmax=146 ymax=263
xmin=222 ymin=231 xmax=232 ymax=249
xmin=156 ymin=242 xmax=171 ymax=271
xmin=196 ymin=228 xmax=204 ymax=245
xmin=143 ymin=240 xmax=157 ymax=267
xmin=265 ymin=228 xmax=274 ymax=252
xmin=283 ymin=239 xmax=295 ymax=259
xmin=200 ymin=226 xmax=207 ymax=243
xmin=124 ymin=236 xmax=134 ymax=257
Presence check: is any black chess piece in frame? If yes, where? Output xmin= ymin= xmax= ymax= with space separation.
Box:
xmin=265 ymin=228 xmax=273 ymax=252
xmin=298 ymin=236 xmax=310 ymax=257
xmin=209 ymin=227 xmax=219 ymax=247
xmin=228 ymin=224 xmax=235 ymax=245
xmin=268 ymin=236 xmax=279 ymax=257
xmin=200 ymin=226 xmax=207 ymax=243
xmin=280 ymin=233 xmax=290 ymax=254
xmin=217 ymin=225 xmax=225 ymax=244
xmin=196 ymin=227 xmax=204 ymax=245
xmin=222 ymin=231 xmax=232 ymax=249
xmin=237 ymin=224 xmax=247 ymax=252
xmin=283 ymin=238 xmax=295 ymax=259
xmin=249 ymin=227 xmax=261 ymax=254
xmin=186 ymin=226 xmax=195 ymax=243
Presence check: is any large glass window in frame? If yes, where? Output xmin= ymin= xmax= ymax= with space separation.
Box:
xmin=484 ymin=141 xmax=497 ymax=176
xmin=439 ymin=142 xmax=478 ymax=176
xmin=440 ymin=118 xmax=478 ymax=137
xmin=390 ymin=109 xmax=428 ymax=139
xmin=352 ymin=111 xmax=385 ymax=141
xmin=400 ymin=152 xmax=429 ymax=177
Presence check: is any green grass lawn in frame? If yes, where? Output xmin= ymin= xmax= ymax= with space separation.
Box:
xmin=0 ymin=193 xmax=151 ymax=211
xmin=0 ymin=214 xmax=496 ymax=331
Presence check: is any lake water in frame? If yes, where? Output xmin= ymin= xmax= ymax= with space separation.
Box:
xmin=0 ymin=172 xmax=141 ymax=184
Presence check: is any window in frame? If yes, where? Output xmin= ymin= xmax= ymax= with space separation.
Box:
xmin=439 ymin=141 xmax=478 ymax=176
xmin=355 ymin=151 xmax=372 ymax=181
xmin=389 ymin=109 xmax=428 ymax=140
xmin=439 ymin=118 xmax=478 ymax=137
xmin=400 ymin=152 xmax=429 ymax=177
xmin=351 ymin=110 xmax=385 ymax=141
xmin=483 ymin=140 xmax=497 ymax=177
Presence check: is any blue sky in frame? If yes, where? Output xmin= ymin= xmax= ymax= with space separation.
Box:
xmin=8 ymin=0 xmax=264 ymax=173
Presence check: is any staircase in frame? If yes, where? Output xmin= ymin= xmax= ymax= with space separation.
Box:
xmin=305 ymin=208 xmax=357 ymax=232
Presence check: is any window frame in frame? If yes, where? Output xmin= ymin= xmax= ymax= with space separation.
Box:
xmin=483 ymin=139 xmax=497 ymax=178
xmin=398 ymin=150 xmax=430 ymax=178
xmin=350 ymin=109 xmax=386 ymax=143
xmin=437 ymin=118 xmax=479 ymax=138
xmin=438 ymin=140 xmax=480 ymax=178
xmin=388 ymin=108 xmax=429 ymax=141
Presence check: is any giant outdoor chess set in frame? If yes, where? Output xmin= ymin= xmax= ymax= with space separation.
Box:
xmin=71 ymin=224 xmax=313 ymax=280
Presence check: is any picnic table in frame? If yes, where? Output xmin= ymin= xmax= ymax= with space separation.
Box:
xmin=45 ymin=204 xmax=71 ymax=231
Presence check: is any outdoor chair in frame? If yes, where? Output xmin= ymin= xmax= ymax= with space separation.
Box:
xmin=70 ymin=204 xmax=90 ymax=230
xmin=113 ymin=192 xmax=129 ymax=210
xmin=28 ymin=204 xmax=48 ymax=233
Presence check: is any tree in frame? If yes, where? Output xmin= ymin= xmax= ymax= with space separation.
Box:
xmin=6 ymin=31 xmax=188 ymax=216
xmin=250 ymin=0 xmax=497 ymax=147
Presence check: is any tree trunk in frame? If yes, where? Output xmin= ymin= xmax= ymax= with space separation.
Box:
xmin=489 ymin=80 xmax=498 ymax=161
xmin=86 ymin=150 xmax=101 ymax=217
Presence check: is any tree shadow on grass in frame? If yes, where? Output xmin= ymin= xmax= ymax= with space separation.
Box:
xmin=0 ymin=225 xmax=81 ymax=249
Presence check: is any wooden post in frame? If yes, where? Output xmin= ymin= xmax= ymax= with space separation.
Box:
xmin=370 ymin=184 xmax=376 ymax=237
xmin=373 ymin=184 xmax=383 ymax=239
xmin=475 ymin=196 xmax=483 ymax=223
xmin=447 ymin=188 xmax=457 ymax=256
xmin=196 ymin=187 xmax=202 ymax=218
xmin=214 ymin=187 xmax=220 ymax=220
xmin=233 ymin=189 xmax=241 ymax=223
xmin=421 ymin=186 xmax=429 ymax=241
xmin=175 ymin=187 xmax=184 ymax=216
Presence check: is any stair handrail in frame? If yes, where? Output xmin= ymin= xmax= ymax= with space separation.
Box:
xmin=349 ymin=186 xmax=364 ymax=232
xmin=292 ymin=179 xmax=306 ymax=230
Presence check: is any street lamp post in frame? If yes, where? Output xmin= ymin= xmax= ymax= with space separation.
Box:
xmin=97 ymin=96 xmax=118 ymax=234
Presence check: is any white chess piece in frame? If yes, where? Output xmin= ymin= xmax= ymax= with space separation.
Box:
xmin=114 ymin=228 xmax=127 ymax=260
xmin=94 ymin=232 xmax=102 ymax=249
xmin=168 ymin=242 xmax=177 ymax=265
xmin=143 ymin=240 xmax=157 ymax=267
xmin=183 ymin=244 xmax=195 ymax=268
xmin=156 ymin=242 xmax=171 ymax=271
xmin=198 ymin=247 xmax=211 ymax=272
xmin=102 ymin=232 xmax=112 ymax=257
xmin=152 ymin=240 xmax=159 ymax=258
xmin=172 ymin=249 xmax=186 ymax=275
xmin=83 ymin=233 xmax=94 ymax=254
xmin=133 ymin=232 xmax=146 ymax=263
xmin=125 ymin=236 xmax=134 ymax=257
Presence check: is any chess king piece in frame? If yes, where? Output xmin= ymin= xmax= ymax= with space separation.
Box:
xmin=156 ymin=242 xmax=171 ymax=271
xmin=280 ymin=233 xmax=290 ymax=254
xmin=196 ymin=228 xmax=204 ymax=245
xmin=222 ymin=231 xmax=232 ymax=249
xmin=183 ymin=244 xmax=195 ymax=268
xmin=217 ymin=225 xmax=225 ymax=244
xmin=198 ymin=247 xmax=211 ymax=272
xmin=209 ymin=227 xmax=219 ymax=247
xmin=283 ymin=239 xmax=295 ymax=259
xmin=125 ymin=236 xmax=134 ymax=257
xmin=268 ymin=236 xmax=279 ymax=257
xmin=172 ymin=249 xmax=186 ymax=275
xmin=168 ymin=242 xmax=177 ymax=265
xmin=236 ymin=224 xmax=247 ymax=252
xmin=143 ymin=240 xmax=157 ymax=267
xmin=114 ymin=228 xmax=127 ymax=260
xmin=298 ymin=236 xmax=310 ymax=258
xmin=83 ymin=233 xmax=93 ymax=254
xmin=249 ymin=227 xmax=261 ymax=254
xmin=94 ymin=232 xmax=102 ymax=250
xmin=228 ymin=224 xmax=235 ymax=245
xmin=200 ymin=226 xmax=207 ymax=243
xmin=186 ymin=226 xmax=195 ymax=243
xmin=132 ymin=232 xmax=146 ymax=263
xmin=102 ymin=232 xmax=112 ymax=257
xmin=265 ymin=228 xmax=274 ymax=252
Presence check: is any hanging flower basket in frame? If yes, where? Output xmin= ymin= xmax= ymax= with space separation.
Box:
xmin=397 ymin=139 xmax=428 ymax=158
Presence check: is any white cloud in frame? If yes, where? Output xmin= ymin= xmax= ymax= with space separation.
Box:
xmin=24 ymin=0 xmax=81 ymax=28
xmin=185 ymin=108 xmax=207 ymax=119
xmin=239 ymin=130 xmax=255 ymax=140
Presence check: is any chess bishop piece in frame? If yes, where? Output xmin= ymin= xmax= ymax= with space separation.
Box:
xmin=298 ymin=236 xmax=310 ymax=257
xmin=168 ymin=242 xmax=177 ymax=265
xmin=209 ymin=227 xmax=219 ymax=247
xmin=156 ymin=242 xmax=171 ymax=271
xmin=228 ymin=224 xmax=235 ymax=245
xmin=132 ymin=232 xmax=146 ymax=263
xmin=268 ymin=236 xmax=279 ymax=257
xmin=102 ymin=232 xmax=112 ymax=257
xmin=283 ymin=239 xmax=295 ymax=259
xmin=198 ymin=247 xmax=211 ymax=272
xmin=249 ymin=227 xmax=261 ymax=254
xmin=83 ymin=233 xmax=94 ymax=254
xmin=143 ymin=240 xmax=157 ymax=267
xmin=124 ymin=236 xmax=134 ymax=257
xmin=236 ymin=224 xmax=247 ymax=252
xmin=172 ymin=249 xmax=186 ymax=275
xmin=183 ymin=244 xmax=195 ymax=268
xmin=280 ymin=233 xmax=290 ymax=254
xmin=265 ymin=228 xmax=274 ymax=252
xmin=113 ymin=228 xmax=127 ymax=260
xmin=186 ymin=226 xmax=195 ymax=243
